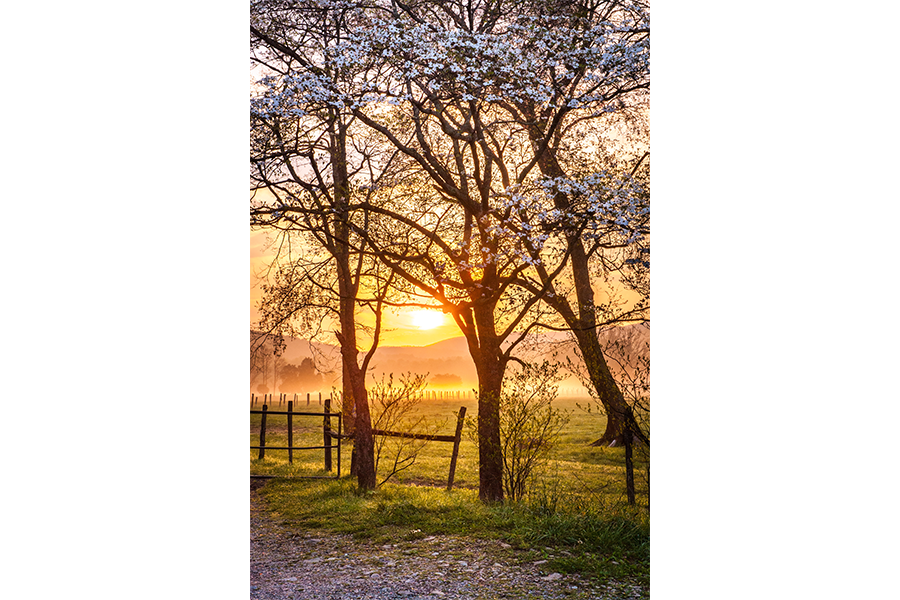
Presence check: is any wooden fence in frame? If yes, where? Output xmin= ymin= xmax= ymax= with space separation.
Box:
xmin=250 ymin=398 xmax=468 ymax=490
xmin=250 ymin=397 xmax=342 ymax=478
xmin=251 ymin=392 xmax=324 ymax=407
xmin=372 ymin=406 xmax=467 ymax=491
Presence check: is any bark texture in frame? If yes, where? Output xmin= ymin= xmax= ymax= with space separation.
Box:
xmin=471 ymin=303 xmax=506 ymax=503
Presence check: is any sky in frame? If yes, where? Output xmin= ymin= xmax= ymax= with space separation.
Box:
xmin=251 ymin=228 xmax=461 ymax=346
xmin=251 ymin=225 xmax=644 ymax=347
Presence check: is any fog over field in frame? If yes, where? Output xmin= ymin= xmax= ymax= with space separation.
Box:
xmin=251 ymin=323 xmax=648 ymax=397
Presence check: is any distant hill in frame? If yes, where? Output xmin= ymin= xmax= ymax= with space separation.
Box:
xmin=250 ymin=322 xmax=648 ymax=393
xmin=365 ymin=338 xmax=478 ymax=387
xmin=250 ymin=331 xmax=478 ymax=388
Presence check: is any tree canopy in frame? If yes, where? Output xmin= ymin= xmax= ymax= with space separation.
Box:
xmin=251 ymin=0 xmax=650 ymax=501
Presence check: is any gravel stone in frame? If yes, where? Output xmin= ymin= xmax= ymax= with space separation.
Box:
xmin=251 ymin=480 xmax=647 ymax=599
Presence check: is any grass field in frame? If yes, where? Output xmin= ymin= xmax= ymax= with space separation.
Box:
xmin=250 ymin=394 xmax=649 ymax=585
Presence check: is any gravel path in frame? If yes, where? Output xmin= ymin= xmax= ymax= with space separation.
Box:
xmin=251 ymin=480 xmax=648 ymax=599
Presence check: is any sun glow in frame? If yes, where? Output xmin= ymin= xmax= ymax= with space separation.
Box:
xmin=409 ymin=309 xmax=445 ymax=330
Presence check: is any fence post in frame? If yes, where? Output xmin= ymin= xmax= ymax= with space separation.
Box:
xmin=446 ymin=406 xmax=467 ymax=491
xmin=337 ymin=412 xmax=342 ymax=478
xmin=323 ymin=396 xmax=332 ymax=472
xmin=287 ymin=400 xmax=293 ymax=464
xmin=319 ymin=391 xmax=322 ymax=405
xmin=250 ymin=393 xmax=255 ymax=407
xmin=624 ymin=426 xmax=635 ymax=505
xmin=258 ymin=404 xmax=268 ymax=460
xmin=307 ymin=392 xmax=310 ymax=406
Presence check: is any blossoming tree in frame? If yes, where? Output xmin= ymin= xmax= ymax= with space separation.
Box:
xmin=250 ymin=0 xmax=651 ymax=501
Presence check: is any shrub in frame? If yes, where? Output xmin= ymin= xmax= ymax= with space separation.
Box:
xmin=369 ymin=373 xmax=443 ymax=486
xmin=498 ymin=360 xmax=569 ymax=502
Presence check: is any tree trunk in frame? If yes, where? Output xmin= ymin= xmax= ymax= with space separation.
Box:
xmin=342 ymin=359 xmax=356 ymax=437
xmin=332 ymin=115 xmax=376 ymax=491
xmin=475 ymin=363 xmax=504 ymax=502
xmin=471 ymin=304 xmax=505 ymax=503
xmin=523 ymin=108 xmax=640 ymax=448
xmin=335 ymin=263 xmax=376 ymax=491
xmin=344 ymin=347 xmax=375 ymax=490
xmin=570 ymin=326 xmax=628 ymax=445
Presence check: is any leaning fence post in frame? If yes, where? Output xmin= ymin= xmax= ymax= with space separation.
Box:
xmin=446 ymin=406 xmax=467 ymax=491
xmin=258 ymin=404 xmax=268 ymax=460
xmin=287 ymin=400 xmax=294 ymax=464
xmin=323 ymin=396 xmax=333 ymax=472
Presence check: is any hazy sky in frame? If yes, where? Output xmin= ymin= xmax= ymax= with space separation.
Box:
xmin=252 ymin=220 xmax=643 ymax=347
xmin=252 ymin=227 xmax=644 ymax=348
xmin=251 ymin=229 xmax=459 ymax=346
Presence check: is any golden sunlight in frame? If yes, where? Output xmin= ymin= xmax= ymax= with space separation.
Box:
xmin=409 ymin=309 xmax=445 ymax=330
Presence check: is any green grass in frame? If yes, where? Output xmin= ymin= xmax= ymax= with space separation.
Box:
xmin=250 ymin=396 xmax=649 ymax=585
xmin=256 ymin=477 xmax=648 ymax=584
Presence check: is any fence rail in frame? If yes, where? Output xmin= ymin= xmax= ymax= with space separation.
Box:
xmin=251 ymin=392 xmax=324 ymax=408
xmin=250 ymin=400 xmax=467 ymax=489
xmin=371 ymin=429 xmax=456 ymax=442
xmin=250 ymin=397 xmax=342 ymax=478
xmin=372 ymin=406 xmax=467 ymax=490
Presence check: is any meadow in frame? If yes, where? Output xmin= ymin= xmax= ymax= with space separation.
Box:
xmin=250 ymin=395 xmax=649 ymax=585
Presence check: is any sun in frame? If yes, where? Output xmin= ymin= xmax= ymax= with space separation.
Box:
xmin=409 ymin=309 xmax=445 ymax=330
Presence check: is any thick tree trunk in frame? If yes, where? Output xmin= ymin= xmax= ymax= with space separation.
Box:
xmin=475 ymin=373 xmax=504 ymax=502
xmin=342 ymin=360 xmax=356 ymax=437
xmin=344 ymin=348 xmax=375 ymax=490
xmin=475 ymin=366 xmax=504 ymax=502
xmin=471 ymin=304 xmax=505 ymax=503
